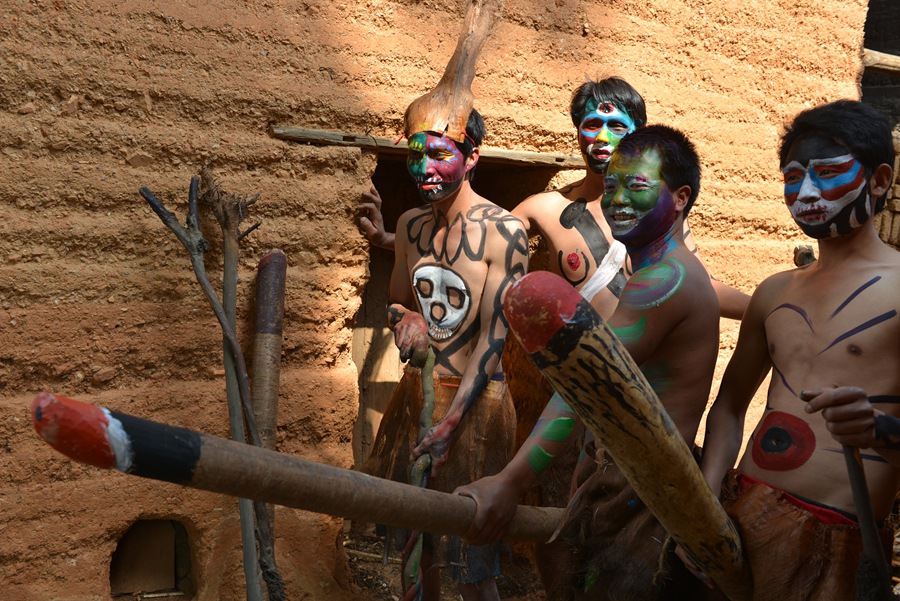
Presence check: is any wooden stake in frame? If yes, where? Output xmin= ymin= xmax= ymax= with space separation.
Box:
xmin=864 ymin=48 xmax=900 ymax=77
xmin=252 ymin=249 xmax=287 ymax=454
xmin=267 ymin=125 xmax=583 ymax=169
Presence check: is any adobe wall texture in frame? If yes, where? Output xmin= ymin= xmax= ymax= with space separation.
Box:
xmin=0 ymin=0 xmax=887 ymax=599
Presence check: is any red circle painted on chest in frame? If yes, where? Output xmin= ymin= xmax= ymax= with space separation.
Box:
xmin=566 ymin=253 xmax=580 ymax=270
xmin=751 ymin=410 xmax=816 ymax=471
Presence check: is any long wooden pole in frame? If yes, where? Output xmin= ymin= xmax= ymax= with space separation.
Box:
xmin=31 ymin=392 xmax=562 ymax=543
xmin=252 ymin=249 xmax=287 ymax=454
xmin=267 ymin=126 xmax=583 ymax=169
xmin=503 ymin=271 xmax=753 ymax=601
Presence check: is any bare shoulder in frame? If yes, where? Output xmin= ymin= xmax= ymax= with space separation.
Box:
xmin=395 ymin=205 xmax=433 ymax=252
xmin=740 ymin=266 xmax=804 ymax=322
xmin=396 ymin=204 xmax=433 ymax=235
xmin=621 ymin=249 xmax=708 ymax=312
xmin=397 ymin=204 xmax=430 ymax=226
xmin=468 ymin=202 xmax=526 ymax=234
xmin=876 ymin=244 xmax=900 ymax=272
xmin=513 ymin=189 xmax=568 ymax=221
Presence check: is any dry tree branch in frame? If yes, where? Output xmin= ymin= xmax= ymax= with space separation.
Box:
xmin=140 ymin=176 xmax=284 ymax=601
xmin=139 ymin=178 xmax=262 ymax=446
xmin=197 ymin=168 xmax=284 ymax=601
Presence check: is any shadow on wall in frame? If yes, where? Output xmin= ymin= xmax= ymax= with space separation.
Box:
xmin=862 ymin=0 xmax=900 ymax=251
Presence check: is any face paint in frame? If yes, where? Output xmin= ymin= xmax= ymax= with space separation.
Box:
xmin=577 ymin=99 xmax=635 ymax=174
xmin=407 ymin=132 xmax=469 ymax=203
xmin=601 ymin=149 xmax=680 ymax=249
xmin=782 ymin=137 xmax=872 ymax=239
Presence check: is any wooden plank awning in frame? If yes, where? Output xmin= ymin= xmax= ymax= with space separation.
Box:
xmin=268 ymin=125 xmax=584 ymax=170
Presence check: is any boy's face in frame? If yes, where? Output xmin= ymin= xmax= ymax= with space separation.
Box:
xmin=601 ymin=148 xmax=680 ymax=248
xmin=577 ymin=100 xmax=636 ymax=174
xmin=406 ymin=131 xmax=471 ymax=203
xmin=782 ymin=135 xmax=871 ymax=239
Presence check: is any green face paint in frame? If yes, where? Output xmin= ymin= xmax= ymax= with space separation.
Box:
xmin=602 ymin=148 xmax=680 ymax=249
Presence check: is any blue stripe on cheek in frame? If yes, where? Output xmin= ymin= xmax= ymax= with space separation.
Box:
xmin=811 ymin=160 xmax=861 ymax=191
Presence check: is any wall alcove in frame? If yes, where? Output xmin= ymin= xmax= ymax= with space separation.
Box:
xmin=109 ymin=519 xmax=195 ymax=600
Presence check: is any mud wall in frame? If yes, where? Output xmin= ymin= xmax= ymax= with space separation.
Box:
xmin=0 ymin=1 xmax=876 ymax=599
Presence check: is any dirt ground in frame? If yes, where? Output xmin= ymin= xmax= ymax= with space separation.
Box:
xmin=345 ymin=526 xmax=545 ymax=601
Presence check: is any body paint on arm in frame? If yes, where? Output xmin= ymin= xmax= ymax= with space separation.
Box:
xmin=526 ymin=392 xmax=578 ymax=476
xmin=610 ymin=315 xmax=647 ymax=347
xmin=618 ymin=258 xmax=686 ymax=310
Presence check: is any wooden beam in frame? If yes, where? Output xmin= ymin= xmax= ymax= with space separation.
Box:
xmin=268 ymin=125 xmax=584 ymax=170
xmin=864 ymin=48 xmax=900 ymax=77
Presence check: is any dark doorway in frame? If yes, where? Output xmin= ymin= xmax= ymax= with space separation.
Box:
xmin=861 ymin=0 xmax=900 ymax=124
xmin=110 ymin=519 xmax=194 ymax=599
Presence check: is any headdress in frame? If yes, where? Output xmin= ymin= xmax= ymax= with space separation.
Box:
xmin=402 ymin=0 xmax=503 ymax=143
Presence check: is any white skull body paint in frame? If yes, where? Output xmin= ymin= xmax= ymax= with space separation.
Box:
xmin=412 ymin=264 xmax=471 ymax=341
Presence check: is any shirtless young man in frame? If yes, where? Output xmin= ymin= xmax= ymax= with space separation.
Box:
xmin=360 ymin=77 xmax=748 ymax=594
xmin=360 ymin=76 xmax=750 ymax=321
xmin=457 ymin=125 xmax=721 ymax=600
xmin=698 ymin=100 xmax=899 ymax=599
xmin=363 ymin=108 xmax=528 ymax=601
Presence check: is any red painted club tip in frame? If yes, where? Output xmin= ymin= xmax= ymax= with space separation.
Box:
xmin=31 ymin=392 xmax=117 ymax=470
xmin=258 ymin=248 xmax=286 ymax=268
xmin=503 ymin=271 xmax=586 ymax=354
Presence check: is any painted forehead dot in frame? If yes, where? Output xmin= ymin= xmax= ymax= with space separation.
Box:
xmin=599 ymin=102 xmax=616 ymax=113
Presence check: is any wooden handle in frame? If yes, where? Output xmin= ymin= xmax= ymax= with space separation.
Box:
xmin=31 ymin=391 xmax=562 ymax=542
xmin=503 ymin=271 xmax=753 ymax=601
xmin=252 ymin=249 xmax=287 ymax=452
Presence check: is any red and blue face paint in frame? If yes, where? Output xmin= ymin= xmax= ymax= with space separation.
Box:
xmin=782 ymin=153 xmax=870 ymax=239
xmin=406 ymin=132 xmax=469 ymax=203
xmin=577 ymin=100 xmax=635 ymax=174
